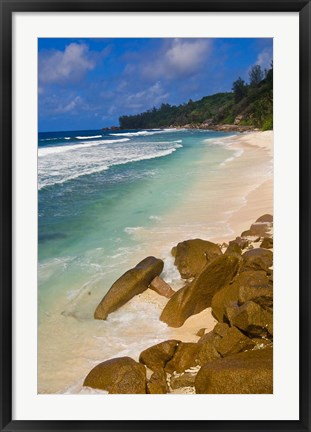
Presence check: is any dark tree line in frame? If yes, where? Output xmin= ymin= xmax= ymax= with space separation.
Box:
xmin=118 ymin=63 xmax=273 ymax=131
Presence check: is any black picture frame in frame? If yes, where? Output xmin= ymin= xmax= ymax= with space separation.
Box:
xmin=1 ymin=0 xmax=310 ymax=431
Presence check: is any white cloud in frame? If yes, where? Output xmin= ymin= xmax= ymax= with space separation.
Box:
xmin=256 ymin=47 xmax=273 ymax=70
xmin=125 ymin=82 xmax=169 ymax=109
xmin=54 ymin=96 xmax=83 ymax=114
xmin=143 ymin=39 xmax=212 ymax=80
xmin=108 ymin=105 xmax=117 ymax=115
xmin=39 ymin=43 xmax=95 ymax=85
xmin=117 ymin=80 xmax=127 ymax=91
xmin=40 ymin=95 xmax=84 ymax=115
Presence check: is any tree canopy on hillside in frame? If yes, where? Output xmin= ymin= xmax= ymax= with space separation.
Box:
xmin=118 ymin=64 xmax=273 ymax=131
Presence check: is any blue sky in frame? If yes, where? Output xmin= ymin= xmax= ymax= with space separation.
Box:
xmin=38 ymin=38 xmax=272 ymax=132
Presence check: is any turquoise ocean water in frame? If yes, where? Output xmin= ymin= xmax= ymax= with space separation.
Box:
xmin=38 ymin=128 xmax=237 ymax=393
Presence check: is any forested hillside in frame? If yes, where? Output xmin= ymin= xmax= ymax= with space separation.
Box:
xmin=119 ymin=64 xmax=273 ymax=131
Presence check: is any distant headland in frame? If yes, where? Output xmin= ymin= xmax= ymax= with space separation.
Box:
xmin=102 ymin=64 xmax=273 ymax=133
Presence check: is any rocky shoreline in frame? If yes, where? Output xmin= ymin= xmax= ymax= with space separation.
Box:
xmin=83 ymin=214 xmax=273 ymax=394
xmin=102 ymin=124 xmax=258 ymax=133
xmin=175 ymin=123 xmax=257 ymax=133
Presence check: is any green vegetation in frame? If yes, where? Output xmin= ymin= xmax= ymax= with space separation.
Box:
xmin=119 ymin=64 xmax=273 ymax=131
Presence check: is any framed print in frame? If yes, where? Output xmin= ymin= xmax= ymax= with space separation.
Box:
xmin=1 ymin=0 xmax=310 ymax=431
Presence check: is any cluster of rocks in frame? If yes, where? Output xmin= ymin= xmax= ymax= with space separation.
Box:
xmin=84 ymin=214 xmax=273 ymax=394
xmin=102 ymin=124 xmax=257 ymax=133
xmin=101 ymin=126 xmax=120 ymax=131
xmin=172 ymin=123 xmax=257 ymax=133
xmin=205 ymin=124 xmax=257 ymax=133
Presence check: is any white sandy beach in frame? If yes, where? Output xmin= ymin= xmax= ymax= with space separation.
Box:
xmin=215 ymin=130 xmax=273 ymax=242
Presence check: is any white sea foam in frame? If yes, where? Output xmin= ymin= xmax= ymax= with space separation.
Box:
xmin=38 ymin=256 xmax=75 ymax=285
xmin=162 ymin=128 xmax=187 ymax=132
xmin=75 ymin=135 xmax=102 ymax=139
xmin=204 ymin=138 xmax=227 ymax=145
xmin=39 ymin=165 xmax=110 ymax=189
xmin=162 ymin=254 xmax=181 ymax=284
xmin=38 ymin=138 xmax=130 ymax=157
xmin=110 ymin=130 xmax=160 ymax=137
xmin=204 ymin=135 xmax=238 ymax=146
xmin=38 ymin=141 xmax=183 ymax=189
xmin=63 ymin=382 xmax=108 ymax=395
xmin=39 ymin=290 xmax=175 ymax=393
xmin=110 ymin=145 xmax=182 ymax=168
xmin=124 ymin=226 xmax=143 ymax=235
xmin=110 ymin=128 xmax=185 ymax=138
xmin=38 ymin=256 xmax=74 ymax=272
xmin=220 ymin=149 xmax=244 ymax=166
xmin=149 ymin=215 xmax=162 ymax=221
xmin=118 ymin=145 xmax=181 ymax=162
xmin=40 ymin=138 xmax=58 ymax=141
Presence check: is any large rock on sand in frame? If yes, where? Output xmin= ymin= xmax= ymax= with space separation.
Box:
xmin=241 ymin=248 xmax=273 ymax=273
xmin=170 ymin=372 xmax=197 ymax=390
xmin=199 ymin=322 xmax=254 ymax=358
xmin=213 ymin=326 xmax=255 ymax=356
xmin=211 ymin=279 xmax=240 ymax=323
xmin=213 ymin=322 xmax=230 ymax=337
xmin=225 ymin=242 xmax=242 ymax=256
xmin=260 ymin=237 xmax=273 ymax=249
xmin=147 ymin=369 xmax=169 ymax=394
xmin=149 ymin=276 xmax=175 ymax=298
xmin=256 ymin=214 xmax=273 ymax=223
xmin=83 ymin=357 xmax=146 ymax=394
xmin=139 ymin=340 xmax=180 ymax=371
xmin=161 ymin=255 xmax=240 ymax=328
xmin=198 ymin=341 xmax=221 ymax=364
xmin=211 ymin=270 xmax=271 ymax=322
xmin=229 ymin=237 xmax=250 ymax=250
xmin=94 ymin=256 xmax=164 ymax=319
xmin=226 ymin=300 xmax=273 ymax=337
xmin=195 ymin=347 xmax=273 ymax=394
xmin=198 ymin=328 xmax=222 ymax=344
xmin=238 ymin=275 xmax=273 ymax=310
xmin=241 ymin=214 xmax=273 ymax=238
xmin=165 ymin=343 xmax=203 ymax=374
xmin=171 ymin=239 xmax=222 ymax=279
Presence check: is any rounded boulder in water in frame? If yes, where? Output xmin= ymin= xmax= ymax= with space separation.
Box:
xmin=94 ymin=256 xmax=164 ymax=320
